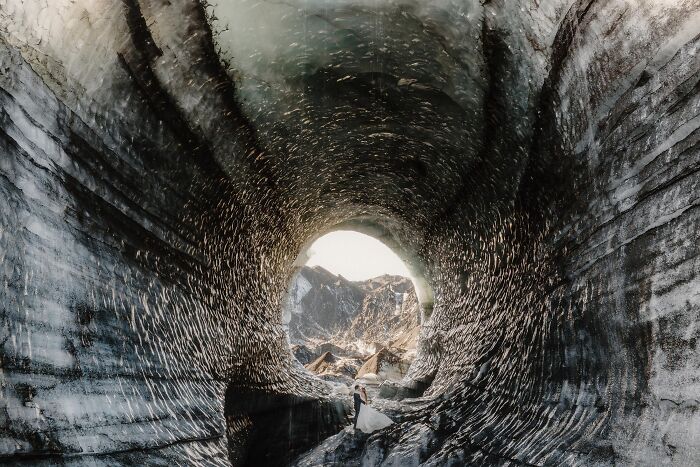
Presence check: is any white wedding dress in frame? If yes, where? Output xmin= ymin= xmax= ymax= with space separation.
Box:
xmin=356 ymin=402 xmax=394 ymax=433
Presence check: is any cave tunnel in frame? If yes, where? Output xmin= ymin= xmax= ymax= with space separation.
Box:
xmin=1 ymin=0 xmax=699 ymax=465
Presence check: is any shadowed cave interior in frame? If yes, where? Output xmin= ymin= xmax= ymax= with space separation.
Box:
xmin=0 ymin=0 xmax=699 ymax=466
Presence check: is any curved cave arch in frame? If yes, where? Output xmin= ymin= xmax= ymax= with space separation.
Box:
xmin=0 ymin=0 xmax=698 ymax=466
xmin=229 ymin=219 xmax=435 ymax=466
xmin=288 ymin=217 xmax=435 ymax=316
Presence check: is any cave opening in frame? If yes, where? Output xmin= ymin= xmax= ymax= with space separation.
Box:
xmin=223 ymin=224 xmax=437 ymax=467
xmin=283 ymin=229 xmax=426 ymax=388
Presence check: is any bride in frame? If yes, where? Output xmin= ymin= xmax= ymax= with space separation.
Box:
xmin=355 ymin=386 xmax=394 ymax=433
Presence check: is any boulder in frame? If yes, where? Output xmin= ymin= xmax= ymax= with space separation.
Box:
xmin=355 ymin=348 xmax=410 ymax=381
xmin=291 ymin=344 xmax=316 ymax=365
xmin=305 ymin=351 xmax=338 ymax=374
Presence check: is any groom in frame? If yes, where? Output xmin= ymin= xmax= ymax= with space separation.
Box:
xmin=353 ymin=384 xmax=365 ymax=429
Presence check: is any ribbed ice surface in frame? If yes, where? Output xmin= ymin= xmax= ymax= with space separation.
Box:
xmin=0 ymin=0 xmax=698 ymax=465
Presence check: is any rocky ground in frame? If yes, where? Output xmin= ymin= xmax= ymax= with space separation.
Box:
xmin=284 ymin=266 xmax=422 ymax=387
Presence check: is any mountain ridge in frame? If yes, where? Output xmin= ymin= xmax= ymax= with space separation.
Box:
xmin=284 ymin=265 xmax=421 ymax=349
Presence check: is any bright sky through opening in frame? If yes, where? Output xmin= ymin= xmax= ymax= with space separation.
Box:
xmin=305 ymin=231 xmax=410 ymax=281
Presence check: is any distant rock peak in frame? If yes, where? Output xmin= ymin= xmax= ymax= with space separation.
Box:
xmin=285 ymin=266 xmax=420 ymax=349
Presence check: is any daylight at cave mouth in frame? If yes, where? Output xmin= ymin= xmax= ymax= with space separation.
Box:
xmin=1 ymin=0 xmax=699 ymax=466
xmin=283 ymin=230 xmax=427 ymax=404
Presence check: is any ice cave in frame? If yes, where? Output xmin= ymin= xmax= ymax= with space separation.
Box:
xmin=1 ymin=0 xmax=699 ymax=465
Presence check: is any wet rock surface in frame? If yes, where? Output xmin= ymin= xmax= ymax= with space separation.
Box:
xmin=292 ymin=427 xmax=372 ymax=467
xmin=0 ymin=0 xmax=698 ymax=466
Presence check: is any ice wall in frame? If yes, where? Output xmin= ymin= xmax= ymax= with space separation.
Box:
xmin=0 ymin=0 xmax=698 ymax=465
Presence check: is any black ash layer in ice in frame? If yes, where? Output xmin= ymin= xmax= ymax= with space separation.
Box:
xmin=1 ymin=0 xmax=698 ymax=466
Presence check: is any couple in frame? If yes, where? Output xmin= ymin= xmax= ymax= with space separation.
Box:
xmin=352 ymin=384 xmax=393 ymax=433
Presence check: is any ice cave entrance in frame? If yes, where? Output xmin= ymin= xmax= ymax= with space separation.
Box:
xmin=283 ymin=230 xmax=425 ymax=388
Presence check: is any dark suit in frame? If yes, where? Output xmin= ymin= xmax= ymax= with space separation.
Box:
xmin=353 ymin=392 xmax=365 ymax=428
